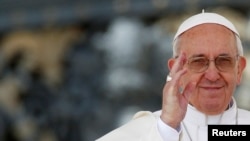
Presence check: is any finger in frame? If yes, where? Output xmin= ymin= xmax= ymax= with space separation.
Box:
xmin=169 ymin=52 xmax=186 ymax=76
xmin=182 ymin=81 xmax=196 ymax=102
xmin=164 ymin=68 xmax=187 ymax=95
xmin=176 ymin=81 xmax=196 ymax=110
xmin=171 ymin=68 xmax=187 ymax=86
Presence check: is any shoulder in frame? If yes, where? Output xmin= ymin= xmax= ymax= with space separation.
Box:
xmin=238 ymin=108 xmax=250 ymax=116
xmin=237 ymin=108 xmax=250 ymax=124
xmin=133 ymin=110 xmax=161 ymax=120
xmin=96 ymin=110 xmax=161 ymax=141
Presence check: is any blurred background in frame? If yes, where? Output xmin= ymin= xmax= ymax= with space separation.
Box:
xmin=0 ymin=0 xmax=250 ymax=141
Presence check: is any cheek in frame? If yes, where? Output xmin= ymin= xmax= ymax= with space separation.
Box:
xmin=227 ymin=76 xmax=238 ymax=92
xmin=181 ymin=72 xmax=201 ymax=88
xmin=224 ymin=72 xmax=238 ymax=87
xmin=236 ymin=70 xmax=243 ymax=85
xmin=181 ymin=73 xmax=201 ymax=100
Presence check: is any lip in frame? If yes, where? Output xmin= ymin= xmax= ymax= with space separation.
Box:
xmin=200 ymin=86 xmax=223 ymax=89
xmin=199 ymin=86 xmax=224 ymax=91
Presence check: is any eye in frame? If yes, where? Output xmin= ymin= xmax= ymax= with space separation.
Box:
xmin=188 ymin=57 xmax=208 ymax=71
xmin=216 ymin=56 xmax=233 ymax=65
xmin=190 ymin=57 xmax=207 ymax=66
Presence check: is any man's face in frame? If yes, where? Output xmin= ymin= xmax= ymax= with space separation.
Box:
xmin=173 ymin=24 xmax=246 ymax=115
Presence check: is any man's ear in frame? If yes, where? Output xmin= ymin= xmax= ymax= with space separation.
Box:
xmin=237 ymin=56 xmax=246 ymax=85
xmin=168 ymin=58 xmax=176 ymax=70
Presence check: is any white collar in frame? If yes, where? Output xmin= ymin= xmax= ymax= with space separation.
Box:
xmin=184 ymin=97 xmax=237 ymax=126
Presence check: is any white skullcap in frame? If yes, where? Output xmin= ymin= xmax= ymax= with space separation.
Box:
xmin=174 ymin=12 xmax=240 ymax=41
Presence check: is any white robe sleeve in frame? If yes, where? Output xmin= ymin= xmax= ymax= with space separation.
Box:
xmin=157 ymin=117 xmax=181 ymax=141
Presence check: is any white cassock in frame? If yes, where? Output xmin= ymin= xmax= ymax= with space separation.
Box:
xmin=96 ymin=98 xmax=250 ymax=141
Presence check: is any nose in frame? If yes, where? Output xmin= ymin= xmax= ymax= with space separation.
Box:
xmin=204 ymin=60 xmax=220 ymax=81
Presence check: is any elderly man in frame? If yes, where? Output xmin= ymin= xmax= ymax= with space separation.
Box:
xmin=96 ymin=12 xmax=250 ymax=141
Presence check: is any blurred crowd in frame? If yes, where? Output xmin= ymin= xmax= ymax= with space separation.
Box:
xmin=0 ymin=6 xmax=249 ymax=141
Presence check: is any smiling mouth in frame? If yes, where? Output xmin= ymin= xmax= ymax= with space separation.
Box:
xmin=202 ymin=86 xmax=222 ymax=89
xmin=199 ymin=86 xmax=224 ymax=91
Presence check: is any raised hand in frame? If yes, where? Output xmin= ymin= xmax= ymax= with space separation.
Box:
xmin=160 ymin=52 xmax=196 ymax=129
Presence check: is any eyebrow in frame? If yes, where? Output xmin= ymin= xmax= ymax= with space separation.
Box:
xmin=190 ymin=54 xmax=205 ymax=58
xmin=189 ymin=53 xmax=232 ymax=58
